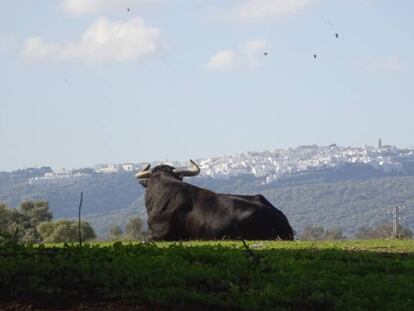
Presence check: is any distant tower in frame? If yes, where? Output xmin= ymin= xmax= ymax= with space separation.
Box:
xmin=378 ymin=138 xmax=382 ymax=149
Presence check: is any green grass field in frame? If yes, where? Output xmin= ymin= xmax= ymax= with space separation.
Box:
xmin=1 ymin=240 xmax=414 ymax=311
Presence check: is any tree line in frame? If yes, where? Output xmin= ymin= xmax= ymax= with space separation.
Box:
xmin=0 ymin=200 xmax=145 ymax=244
xmin=2 ymin=200 xmax=411 ymax=244
xmin=300 ymin=224 xmax=413 ymax=240
xmin=0 ymin=201 xmax=96 ymax=243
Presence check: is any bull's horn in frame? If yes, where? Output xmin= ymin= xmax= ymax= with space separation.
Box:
xmin=174 ymin=159 xmax=200 ymax=177
xmin=135 ymin=164 xmax=152 ymax=179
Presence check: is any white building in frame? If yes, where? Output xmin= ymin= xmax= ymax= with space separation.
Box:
xmin=96 ymin=164 xmax=119 ymax=173
xmin=121 ymin=164 xmax=134 ymax=172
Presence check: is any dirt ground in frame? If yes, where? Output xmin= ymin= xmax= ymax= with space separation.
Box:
xmin=0 ymin=304 xmax=162 ymax=311
xmin=0 ymin=303 xmax=240 ymax=311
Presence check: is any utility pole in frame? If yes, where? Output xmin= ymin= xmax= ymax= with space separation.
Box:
xmin=389 ymin=205 xmax=407 ymax=239
xmin=78 ymin=192 xmax=83 ymax=246
xmin=392 ymin=206 xmax=400 ymax=238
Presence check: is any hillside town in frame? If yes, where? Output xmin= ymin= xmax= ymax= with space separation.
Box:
xmin=198 ymin=142 xmax=414 ymax=183
xmin=27 ymin=141 xmax=414 ymax=184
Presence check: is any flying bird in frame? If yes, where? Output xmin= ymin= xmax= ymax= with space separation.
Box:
xmin=335 ymin=33 xmax=339 ymax=38
xmin=313 ymin=54 xmax=317 ymax=59
xmin=127 ymin=8 xmax=130 ymax=12
xmin=264 ymin=52 xmax=268 ymax=56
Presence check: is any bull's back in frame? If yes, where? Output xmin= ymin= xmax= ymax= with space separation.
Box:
xmin=226 ymin=194 xmax=294 ymax=240
xmin=189 ymin=192 xmax=293 ymax=240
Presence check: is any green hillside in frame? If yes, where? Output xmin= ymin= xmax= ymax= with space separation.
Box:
xmin=262 ymin=176 xmax=414 ymax=236
xmin=1 ymin=169 xmax=414 ymax=238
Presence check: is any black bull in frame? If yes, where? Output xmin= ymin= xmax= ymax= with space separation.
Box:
xmin=136 ymin=161 xmax=294 ymax=241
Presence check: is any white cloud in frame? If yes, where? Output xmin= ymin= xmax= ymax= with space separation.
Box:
xmin=62 ymin=0 xmax=160 ymax=16
xmin=224 ymin=0 xmax=315 ymax=23
xmin=244 ymin=39 xmax=268 ymax=57
xmin=364 ymin=57 xmax=402 ymax=73
xmin=207 ymin=39 xmax=268 ymax=72
xmin=207 ymin=50 xmax=239 ymax=71
xmin=22 ymin=17 xmax=163 ymax=63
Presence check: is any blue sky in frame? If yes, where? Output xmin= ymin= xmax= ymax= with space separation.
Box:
xmin=1 ymin=0 xmax=413 ymax=171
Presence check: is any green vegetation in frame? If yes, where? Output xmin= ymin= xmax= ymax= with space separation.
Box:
xmin=1 ymin=240 xmax=414 ymax=310
xmin=37 ymin=220 xmax=96 ymax=243
xmin=0 ymin=201 xmax=96 ymax=244
xmin=107 ymin=217 xmax=146 ymax=241
xmin=300 ymin=225 xmax=346 ymax=240
xmin=125 ymin=216 xmax=145 ymax=239
xmin=262 ymin=175 xmax=414 ymax=235
xmin=0 ymin=201 xmax=52 ymax=243
xmin=108 ymin=225 xmax=123 ymax=240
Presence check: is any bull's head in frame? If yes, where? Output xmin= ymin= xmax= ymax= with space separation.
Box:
xmin=135 ymin=160 xmax=200 ymax=187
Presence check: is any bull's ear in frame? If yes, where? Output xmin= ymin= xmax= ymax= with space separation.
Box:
xmin=173 ymin=160 xmax=200 ymax=177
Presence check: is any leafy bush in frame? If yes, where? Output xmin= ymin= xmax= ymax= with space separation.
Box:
xmin=301 ymin=225 xmax=345 ymax=240
xmin=37 ymin=220 xmax=96 ymax=243
xmin=125 ymin=217 xmax=144 ymax=240
xmin=1 ymin=241 xmax=414 ymax=311
xmin=0 ymin=202 xmax=41 ymax=243
xmin=108 ymin=225 xmax=123 ymax=240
